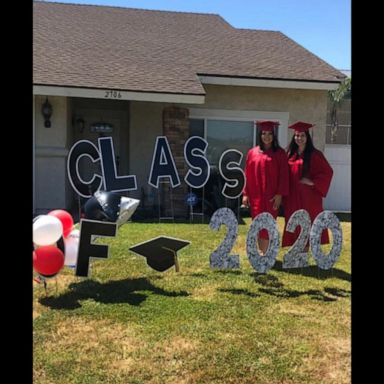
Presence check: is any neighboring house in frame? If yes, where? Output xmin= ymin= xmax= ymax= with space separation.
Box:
xmin=324 ymin=70 xmax=351 ymax=212
xmin=33 ymin=1 xmax=346 ymax=218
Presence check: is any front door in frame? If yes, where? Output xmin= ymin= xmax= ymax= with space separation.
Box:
xmin=73 ymin=111 xmax=121 ymax=195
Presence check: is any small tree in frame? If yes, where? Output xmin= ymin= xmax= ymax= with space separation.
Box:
xmin=328 ymin=76 xmax=351 ymax=143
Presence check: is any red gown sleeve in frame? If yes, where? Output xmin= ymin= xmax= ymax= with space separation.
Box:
xmin=310 ymin=150 xmax=333 ymax=197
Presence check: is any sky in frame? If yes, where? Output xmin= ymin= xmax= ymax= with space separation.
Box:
xmin=40 ymin=0 xmax=351 ymax=70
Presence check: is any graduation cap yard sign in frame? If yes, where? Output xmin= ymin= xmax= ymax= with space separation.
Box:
xmin=129 ymin=236 xmax=190 ymax=272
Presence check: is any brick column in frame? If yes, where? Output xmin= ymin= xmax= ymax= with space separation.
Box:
xmin=162 ymin=106 xmax=189 ymax=218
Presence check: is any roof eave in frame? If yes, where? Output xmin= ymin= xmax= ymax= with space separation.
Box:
xmin=198 ymin=75 xmax=341 ymax=90
xmin=33 ymin=85 xmax=205 ymax=104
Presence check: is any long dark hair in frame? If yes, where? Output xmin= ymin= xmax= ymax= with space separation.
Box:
xmin=287 ymin=131 xmax=315 ymax=177
xmin=257 ymin=129 xmax=282 ymax=152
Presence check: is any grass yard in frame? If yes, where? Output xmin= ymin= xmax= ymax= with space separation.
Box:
xmin=33 ymin=217 xmax=351 ymax=384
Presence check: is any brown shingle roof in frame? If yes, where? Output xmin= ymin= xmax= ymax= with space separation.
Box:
xmin=33 ymin=2 xmax=344 ymax=95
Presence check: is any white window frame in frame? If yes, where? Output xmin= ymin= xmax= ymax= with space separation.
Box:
xmin=189 ymin=108 xmax=290 ymax=148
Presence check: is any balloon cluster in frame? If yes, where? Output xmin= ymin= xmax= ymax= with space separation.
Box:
xmin=33 ymin=210 xmax=77 ymax=281
xmin=33 ymin=192 xmax=140 ymax=283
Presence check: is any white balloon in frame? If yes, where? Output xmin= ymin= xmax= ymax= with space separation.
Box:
xmin=64 ymin=235 xmax=79 ymax=267
xmin=33 ymin=215 xmax=63 ymax=246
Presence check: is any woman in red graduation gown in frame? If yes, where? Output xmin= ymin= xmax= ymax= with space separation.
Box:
xmin=242 ymin=121 xmax=289 ymax=254
xmin=282 ymin=121 xmax=333 ymax=248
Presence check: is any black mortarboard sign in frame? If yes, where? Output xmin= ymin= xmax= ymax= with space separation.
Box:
xmin=129 ymin=236 xmax=190 ymax=272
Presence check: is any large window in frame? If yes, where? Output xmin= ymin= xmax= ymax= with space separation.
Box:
xmin=206 ymin=120 xmax=254 ymax=167
xmin=189 ymin=118 xmax=254 ymax=167
xmin=188 ymin=118 xmax=254 ymax=217
xmin=188 ymin=111 xmax=289 ymax=218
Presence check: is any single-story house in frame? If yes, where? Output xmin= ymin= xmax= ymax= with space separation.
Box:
xmin=33 ymin=1 xmax=348 ymax=219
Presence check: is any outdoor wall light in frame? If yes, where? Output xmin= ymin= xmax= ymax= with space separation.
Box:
xmin=42 ymin=97 xmax=53 ymax=128
xmin=75 ymin=117 xmax=85 ymax=133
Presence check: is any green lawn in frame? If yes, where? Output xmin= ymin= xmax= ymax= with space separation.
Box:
xmin=33 ymin=217 xmax=351 ymax=384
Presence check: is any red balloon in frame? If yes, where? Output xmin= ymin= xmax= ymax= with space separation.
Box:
xmin=48 ymin=210 xmax=74 ymax=238
xmin=33 ymin=246 xmax=65 ymax=276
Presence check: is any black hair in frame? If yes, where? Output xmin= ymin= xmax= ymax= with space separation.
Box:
xmin=287 ymin=131 xmax=316 ymax=177
xmin=257 ymin=129 xmax=282 ymax=152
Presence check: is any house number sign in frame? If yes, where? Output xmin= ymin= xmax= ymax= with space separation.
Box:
xmin=104 ymin=90 xmax=122 ymax=99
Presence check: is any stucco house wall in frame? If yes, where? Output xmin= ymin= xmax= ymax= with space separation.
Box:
xmin=33 ymin=83 xmax=329 ymax=213
xmin=196 ymin=85 xmax=328 ymax=150
xmin=127 ymin=85 xmax=328 ymax=202
xmin=34 ymin=95 xmax=72 ymax=213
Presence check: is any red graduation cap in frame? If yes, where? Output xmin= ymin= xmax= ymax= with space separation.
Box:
xmin=288 ymin=121 xmax=314 ymax=132
xmin=255 ymin=120 xmax=280 ymax=132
